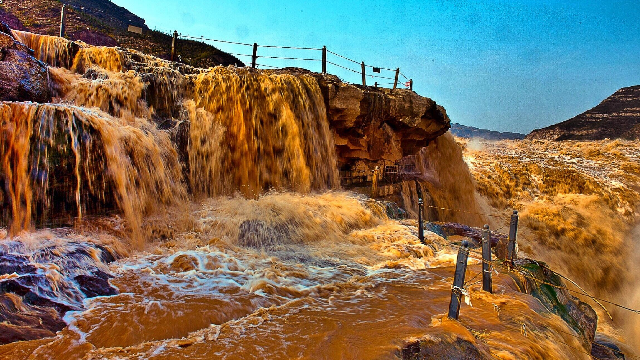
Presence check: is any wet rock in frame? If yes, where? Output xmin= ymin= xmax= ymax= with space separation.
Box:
xmin=0 ymin=293 xmax=67 ymax=344
xmin=75 ymin=270 xmax=118 ymax=298
xmin=0 ymin=241 xmax=120 ymax=345
xmin=0 ymin=24 xmax=51 ymax=103
xmin=510 ymin=259 xmax=598 ymax=349
xmin=591 ymin=339 xmax=626 ymax=360
xmin=0 ymin=254 xmax=37 ymax=275
xmin=238 ymin=220 xmax=293 ymax=249
xmin=401 ymin=336 xmax=488 ymax=360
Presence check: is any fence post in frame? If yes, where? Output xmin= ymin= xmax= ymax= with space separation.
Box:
xmin=361 ymin=61 xmax=366 ymax=86
xmin=322 ymin=46 xmax=327 ymax=74
xmin=482 ymin=224 xmax=493 ymax=293
xmin=507 ymin=210 xmax=519 ymax=267
xmin=59 ymin=4 xmax=66 ymax=38
xmin=415 ymin=180 xmax=424 ymax=244
xmin=393 ymin=68 xmax=399 ymax=90
xmin=251 ymin=43 xmax=258 ymax=69
xmin=448 ymin=240 xmax=469 ymax=320
xmin=171 ymin=30 xmax=178 ymax=62
xmin=409 ymin=79 xmax=413 ymax=91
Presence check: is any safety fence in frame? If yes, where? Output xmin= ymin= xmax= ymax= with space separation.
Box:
xmin=172 ymin=31 xmax=413 ymax=89
xmin=412 ymin=182 xmax=640 ymax=358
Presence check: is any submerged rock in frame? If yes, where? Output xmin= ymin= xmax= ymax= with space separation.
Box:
xmin=401 ymin=336 xmax=488 ymax=360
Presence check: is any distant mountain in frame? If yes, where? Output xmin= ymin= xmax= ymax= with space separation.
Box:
xmin=450 ymin=123 xmax=525 ymax=140
xmin=0 ymin=0 xmax=242 ymax=68
xmin=527 ymin=86 xmax=640 ymax=140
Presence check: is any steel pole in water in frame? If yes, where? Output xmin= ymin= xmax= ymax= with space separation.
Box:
xmin=448 ymin=240 xmax=469 ymax=320
xmin=482 ymin=224 xmax=493 ymax=293
xmin=507 ymin=210 xmax=519 ymax=267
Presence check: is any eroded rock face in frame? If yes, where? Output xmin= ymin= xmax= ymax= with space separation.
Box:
xmin=511 ymin=259 xmax=598 ymax=350
xmin=314 ymin=73 xmax=450 ymax=165
xmin=0 ymin=23 xmax=51 ymax=103
xmin=527 ymin=85 xmax=640 ymax=141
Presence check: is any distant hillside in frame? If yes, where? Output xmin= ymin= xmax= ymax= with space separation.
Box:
xmin=450 ymin=123 xmax=525 ymax=140
xmin=0 ymin=0 xmax=242 ymax=68
xmin=527 ymin=86 xmax=640 ymax=140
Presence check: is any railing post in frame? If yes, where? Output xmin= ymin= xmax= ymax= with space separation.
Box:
xmin=252 ymin=43 xmax=258 ymax=69
xmin=507 ymin=210 xmax=519 ymax=267
xmin=59 ymin=4 xmax=66 ymax=38
xmin=393 ymin=68 xmax=399 ymax=90
xmin=322 ymin=46 xmax=327 ymax=74
xmin=448 ymin=240 xmax=469 ymax=320
xmin=415 ymin=180 xmax=424 ymax=244
xmin=171 ymin=30 xmax=178 ymax=62
xmin=482 ymin=224 xmax=493 ymax=293
xmin=361 ymin=61 xmax=366 ymax=86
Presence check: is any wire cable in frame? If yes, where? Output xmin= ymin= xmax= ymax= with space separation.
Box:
xmin=180 ymin=35 xmax=253 ymax=47
xmin=326 ymin=49 xmax=360 ymax=64
xmin=326 ymin=60 xmax=361 ymax=74
xmin=259 ymin=44 xmax=323 ymax=51
xmin=256 ymin=55 xmax=320 ymax=61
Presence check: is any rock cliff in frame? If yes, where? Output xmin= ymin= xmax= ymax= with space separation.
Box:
xmin=314 ymin=73 xmax=450 ymax=164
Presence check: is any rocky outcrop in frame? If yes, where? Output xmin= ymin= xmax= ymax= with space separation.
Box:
xmin=0 ymin=23 xmax=51 ymax=102
xmin=313 ymin=73 xmax=450 ymax=165
xmin=0 ymin=239 xmax=119 ymax=344
xmin=510 ymin=259 xmax=598 ymax=350
xmin=527 ymin=86 xmax=640 ymax=140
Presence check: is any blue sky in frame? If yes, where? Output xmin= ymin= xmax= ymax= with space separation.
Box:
xmin=112 ymin=0 xmax=640 ymax=133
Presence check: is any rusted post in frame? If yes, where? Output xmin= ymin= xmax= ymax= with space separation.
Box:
xmin=482 ymin=224 xmax=493 ymax=293
xmin=252 ymin=43 xmax=258 ymax=69
xmin=393 ymin=68 xmax=400 ymax=90
xmin=171 ymin=30 xmax=178 ymax=62
xmin=415 ymin=180 xmax=424 ymax=244
xmin=59 ymin=5 xmax=66 ymax=38
xmin=448 ymin=240 xmax=469 ymax=320
xmin=322 ymin=46 xmax=327 ymax=74
xmin=507 ymin=210 xmax=519 ymax=267
xmin=361 ymin=61 xmax=366 ymax=86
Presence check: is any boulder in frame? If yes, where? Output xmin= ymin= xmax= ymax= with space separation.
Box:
xmin=0 ymin=24 xmax=51 ymax=103
xmin=510 ymin=259 xmax=598 ymax=350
